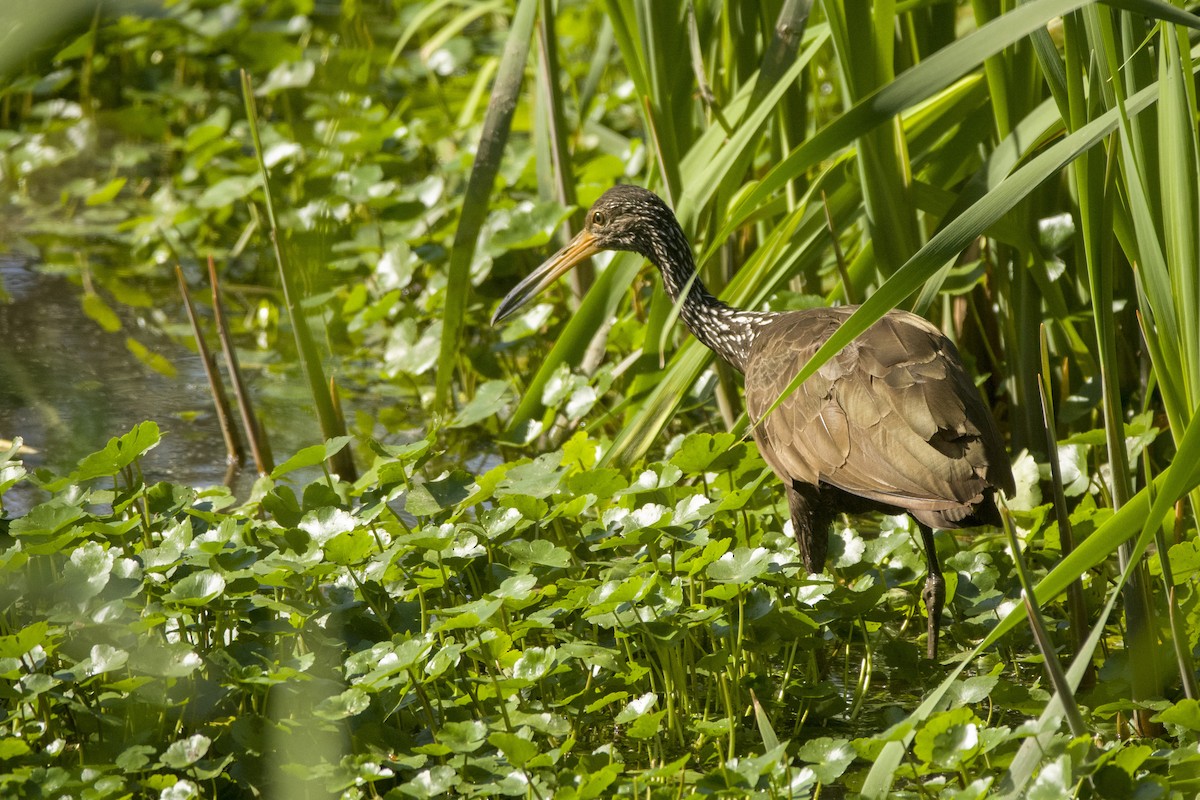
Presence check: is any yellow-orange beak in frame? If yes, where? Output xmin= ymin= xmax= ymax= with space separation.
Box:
xmin=491 ymin=229 xmax=601 ymax=325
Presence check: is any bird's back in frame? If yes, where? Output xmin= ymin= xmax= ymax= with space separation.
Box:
xmin=743 ymin=306 xmax=1013 ymax=527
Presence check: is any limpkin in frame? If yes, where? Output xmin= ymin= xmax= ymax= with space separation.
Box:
xmin=492 ymin=184 xmax=1014 ymax=658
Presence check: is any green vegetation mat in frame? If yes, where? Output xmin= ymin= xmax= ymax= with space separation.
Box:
xmin=3 ymin=1 xmax=1200 ymax=798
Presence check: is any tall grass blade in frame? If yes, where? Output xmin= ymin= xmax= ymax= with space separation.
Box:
xmin=241 ymin=70 xmax=351 ymax=478
xmin=826 ymin=1 xmax=921 ymax=275
xmin=435 ymin=0 xmax=539 ymax=412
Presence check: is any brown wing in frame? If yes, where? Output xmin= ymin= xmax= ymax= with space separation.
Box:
xmin=744 ymin=307 xmax=1013 ymax=516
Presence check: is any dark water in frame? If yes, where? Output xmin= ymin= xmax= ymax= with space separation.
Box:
xmin=0 ymin=257 xmax=328 ymax=514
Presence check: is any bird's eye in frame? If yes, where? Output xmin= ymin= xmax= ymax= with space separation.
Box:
xmin=592 ymin=210 xmax=607 ymax=227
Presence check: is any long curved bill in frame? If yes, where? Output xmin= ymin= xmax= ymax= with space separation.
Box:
xmin=491 ymin=229 xmax=601 ymax=325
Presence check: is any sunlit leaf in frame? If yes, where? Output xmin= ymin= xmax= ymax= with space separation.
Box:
xmin=512 ymin=646 xmax=555 ymax=682
xmin=625 ymin=709 xmax=665 ymax=739
xmin=85 ymin=176 xmax=126 ymax=206
xmin=796 ymin=736 xmax=857 ymax=783
xmin=0 ymin=622 xmax=52 ymax=659
xmin=68 ymin=421 xmax=161 ymax=484
xmin=164 ymin=571 xmax=226 ymax=606
xmin=434 ymin=597 xmax=503 ymax=631
xmin=160 ymin=734 xmax=210 ymax=769
xmin=496 ymin=452 xmax=566 ymax=499
xmin=323 ymin=529 xmax=373 ymax=565
xmin=82 ymin=292 xmax=121 ymax=332
xmin=62 ymin=541 xmax=114 ymax=603
xmin=314 ymin=687 xmax=370 ymax=721
xmin=0 ymin=738 xmax=31 ymax=760
xmin=87 ymin=644 xmax=129 ymax=676
xmin=913 ymin=707 xmax=980 ymax=768
xmin=449 ymin=380 xmax=511 ymax=428
xmin=614 ymin=692 xmax=657 ymax=724
xmin=184 ymin=106 xmax=231 ymax=151
xmin=272 ymin=436 xmax=352 ymax=477
xmin=195 ymin=175 xmax=260 ymax=209
xmin=706 ymin=547 xmax=771 ymax=583
xmin=9 ymin=499 xmax=84 ymax=543
xmin=488 ymin=200 xmax=574 ymax=252
xmin=401 ymin=765 xmax=456 ymax=799
xmin=1153 ymin=699 xmax=1200 ymax=731
xmin=669 ymin=432 xmax=745 ymax=474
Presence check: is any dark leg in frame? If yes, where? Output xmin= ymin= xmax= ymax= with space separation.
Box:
xmin=786 ymin=483 xmax=830 ymax=574
xmin=918 ymin=523 xmax=945 ymax=660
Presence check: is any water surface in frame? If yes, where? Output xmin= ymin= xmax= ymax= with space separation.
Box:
xmin=0 ymin=257 xmax=323 ymax=513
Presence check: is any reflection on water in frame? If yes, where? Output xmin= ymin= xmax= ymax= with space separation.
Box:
xmin=0 ymin=257 xmax=326 ymax=513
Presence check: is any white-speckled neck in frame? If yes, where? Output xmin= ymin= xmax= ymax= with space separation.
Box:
xmin=644 ymin=215 xmax=775 ymax=371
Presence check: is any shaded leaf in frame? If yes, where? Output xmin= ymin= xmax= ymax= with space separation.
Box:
xmin=488 ymin=731 xmax=539 ymax=767
xmin=438 ymin=720 xmax=488 ymax=754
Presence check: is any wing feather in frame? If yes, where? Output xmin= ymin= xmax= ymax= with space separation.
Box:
xmin=745 ymin=307 xmax=1012 ymax=513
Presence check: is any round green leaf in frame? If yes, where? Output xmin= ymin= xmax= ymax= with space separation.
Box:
xmin=913 ymin=707 xmax=980 ymax=768
xmin=505 ymin=539 xmax=571 ymax=567
xmin=63 ymin=541 xmax=114 ymax=603
xmin=488 ymin=731 xmax=538 ymax=767
xmin=437 ymin=720 xmax=487 ymax=754
xmin=0 ymin=737 xmax=31 ymax=760
xmin=160 ymin=734 xmax=210 ymax=769
xmin=796 ymin=737 xmax=856 ymax=784
xmin=272 ymin=436 xmax=353 ymax=478
xmin=164 ymin=571 xmax=225 ymax=606
xmin=706 ymin=547 xmax=771 ymax=583
xmin=323 ymin=529 xmax=374 ymax=565
xmin=314 ymin=687 xmax=371 ymax=721
xmin=401 ymin=765 xmax=456 ymax=799
xmin=512 ymin=646 xmax=555 ymax=682
xmin=87 ymin=644 xmax=129 ymax=676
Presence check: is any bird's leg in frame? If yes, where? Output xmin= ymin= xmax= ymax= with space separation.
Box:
xmin=786 ymin=483 xmax=829 ymax=574
xmin=918 ymin=523 xmax=945 ymax=660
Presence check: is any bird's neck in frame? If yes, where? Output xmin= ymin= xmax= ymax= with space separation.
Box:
xmin=646 ymin=225 xmax=772 ymax=373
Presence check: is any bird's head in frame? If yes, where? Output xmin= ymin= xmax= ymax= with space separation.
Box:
xmin=491 ymin=185 xmax=676 ymax=324
xmin=576 ymin=184 xmax=675 ymax=254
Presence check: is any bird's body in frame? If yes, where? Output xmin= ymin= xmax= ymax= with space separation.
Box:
xmin=742 ymin=306 xmax=1012 ymax=575
xmin=493 ymin=185 xmax=1014 ymax=658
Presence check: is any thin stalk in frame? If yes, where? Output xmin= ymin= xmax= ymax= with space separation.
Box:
xmin=822 ymin=190 xmax=856 ymax=305
xmin=686 ymin=0 xmax=731 ymax=134
xmin=1144 ymin=447 xmax=1200 ymax=700
xmin=1038 ymin=328 xmax=1092 ymax=688
xmin=434 ymin=0 xmax=539 ymax=411
xmin=208 ymin=256 xmax=273 ymax=474
xmin=176 ymin=264 xmax=243 ymax=467
xmin=536 ymin=0 xmax=592 ymax=295
xmin=240 ymin=70 xmax=354 ymax=480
